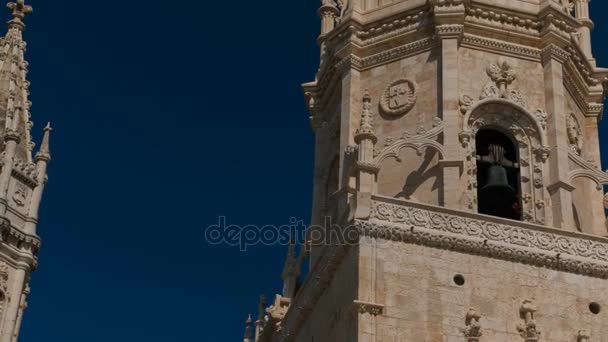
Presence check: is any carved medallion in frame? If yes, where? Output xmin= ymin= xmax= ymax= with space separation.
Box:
xmin=380 ymin=79 xmax=417 ymax=116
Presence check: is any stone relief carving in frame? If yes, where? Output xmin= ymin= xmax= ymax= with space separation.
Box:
xmin=577 ymin=330 xmax=590 ymax=342
xmin=379 ymin=79 xmax=417 ymax=117
xmin=461 ymin=308 xmax=482 ymax=342
xmin=367 ymin=197 xmax=608 ymax=278
xmin=567 ymin=113 xmax=583 ymax=156
xmin=353 ymin=300 xmax=384 ymax=316
xmin=517 ymin=300 xmax=541 ymax=342
xmin=12 ymin=182 xmax=27 ymax=207
xmin=372 ymin=117 xmax=445 ymax=167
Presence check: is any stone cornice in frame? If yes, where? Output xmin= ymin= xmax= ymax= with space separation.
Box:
xmin=367 ymin=195 xmax=608 ymax=279
xmin=460 ymin=34 xmax=541 ymax=62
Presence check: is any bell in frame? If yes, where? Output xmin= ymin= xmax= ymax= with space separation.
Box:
xmin=480 ymin=165 xmax=514 ymax=195
xmin=478 ymin=164 xmax=517 ymax=219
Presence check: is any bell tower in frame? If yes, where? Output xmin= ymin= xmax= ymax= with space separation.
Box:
xmin=246 ymin=0 xmax=608 ymax=341
xmin=0 ymin=1 xmax=51 ymax=341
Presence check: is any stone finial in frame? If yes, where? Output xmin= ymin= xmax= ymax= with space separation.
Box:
xmin=517 ymin=300 xmax=541 ymax=342
xmin=354 ymin=90 xmax=377 ymax=144
xmin=35 ymin=122 xmax=51 ymax=162
xmin=6 ymin=0 xmax=32 ymax=30
xmin=487 ymin=60 xmax=517 ymax=98
xmin=462 ymin=309 xmax=482 ymax=342
xmin=243 ymin=314 xmax=253 ymax=342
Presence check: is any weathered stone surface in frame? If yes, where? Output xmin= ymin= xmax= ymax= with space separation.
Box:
xmin=247 ymin=0 xmax=608 ymax=341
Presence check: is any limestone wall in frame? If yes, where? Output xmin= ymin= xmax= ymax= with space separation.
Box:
xmin=359 ymin=239 xmax=608 ymax=341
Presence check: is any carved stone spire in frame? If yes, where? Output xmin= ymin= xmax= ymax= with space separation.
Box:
xmin=281 ymin=236 xmax=300 ymax=299
xmin=34 ymin=122 xmax=50 ymax=162
xmin=243 ymin=314 xmax=253 ymax=342
xmin=355 ymin=90 xmax=377 ymax=145
xmin=254 ymin=295 xmax=267 ymax=341
xmin=6 ymin=0 xmax=32 ymax=31
xmin=0 ymin=0 xmax=36 ymax=165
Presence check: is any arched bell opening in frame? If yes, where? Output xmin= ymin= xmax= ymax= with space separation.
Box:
xmin=475 ymin=129 xmax=522 ymax=221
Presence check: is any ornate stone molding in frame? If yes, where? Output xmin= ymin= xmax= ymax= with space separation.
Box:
xmin=465 ymin=6 xmax=541 ymax=36
xmin=354 ymin=9 xmax=431 ymax=46
xmin=353 ymin=300 xmax=384 ymax=316
xmin=354 ymin=37 xmax=438 ymax=71
xmin=460 ymin=97 xmax=549 ymax=222
xmin=460 ymin=35 xmax=541 ymax=62
xmin=366 ymin=196 xmax=608 ymax=279
xmin=435 ymin=24 xmax=464 ymax=39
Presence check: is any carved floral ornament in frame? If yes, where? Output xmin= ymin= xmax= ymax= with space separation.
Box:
xmin=366 ymin=196 xmax=608 ymax=278
xmin=380 ymin=78 xmax=417 ymax=117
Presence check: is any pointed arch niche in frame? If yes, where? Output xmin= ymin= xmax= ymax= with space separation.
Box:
xmin=460 ymin=99 xmax=549 ymax=225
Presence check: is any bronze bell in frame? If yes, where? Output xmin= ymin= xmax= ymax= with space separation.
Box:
xmin=480 ymin=164 xmax=514 ymax=195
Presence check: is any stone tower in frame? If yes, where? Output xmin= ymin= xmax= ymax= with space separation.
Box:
xmin=0 ymin=1 xmax=51 ymax=341
xmin=246 ymin=0 xmax=608 ymax=341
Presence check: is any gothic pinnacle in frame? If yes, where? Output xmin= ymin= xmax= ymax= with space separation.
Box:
xmin=6 ymin=0 xmax=32 ymax=30
xmin=35 ymin=122 xmax=51 ymax=162
xmin=243 ymin=314 xmax=253 ymax=342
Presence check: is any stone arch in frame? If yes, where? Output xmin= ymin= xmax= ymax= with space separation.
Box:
xmin=372 ymin=139 xmax=446 ymax=168
xmin=460 ymin=99 xmax=549 ymax=224
xmin=462 ymin=98 xmax=547 ymax=146
xmin=568 ymin=170 xmax=608 ymax=190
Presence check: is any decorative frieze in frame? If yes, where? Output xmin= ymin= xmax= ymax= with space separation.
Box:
xmin=366 ymin=197 xmax=608 ymax=278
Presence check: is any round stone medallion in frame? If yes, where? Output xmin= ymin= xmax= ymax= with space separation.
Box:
xmin=380 ymin=79 xmax=417 ymax=116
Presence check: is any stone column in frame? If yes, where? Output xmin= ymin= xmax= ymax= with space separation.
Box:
xmin=574 ymin=0 xmax=595 ymax=66
xmin=436 ymin=23 xmax=464 ymax=209
xmin=542 ymin=45 xmax=575 ymax=230
xmin=319 ymin=0 xmax=339 ymax=36
xmin=0 ymin=268 xmax=26 ymax=342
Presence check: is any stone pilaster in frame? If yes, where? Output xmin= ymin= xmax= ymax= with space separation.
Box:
xmin=542 ymin=45 xmax=575 ymax=230
xmin=434 ymin=2 xmax=465 ymax=209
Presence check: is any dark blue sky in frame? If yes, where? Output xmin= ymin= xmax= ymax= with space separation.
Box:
xmin=15 ymin=1 xmax=608 ymax=341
